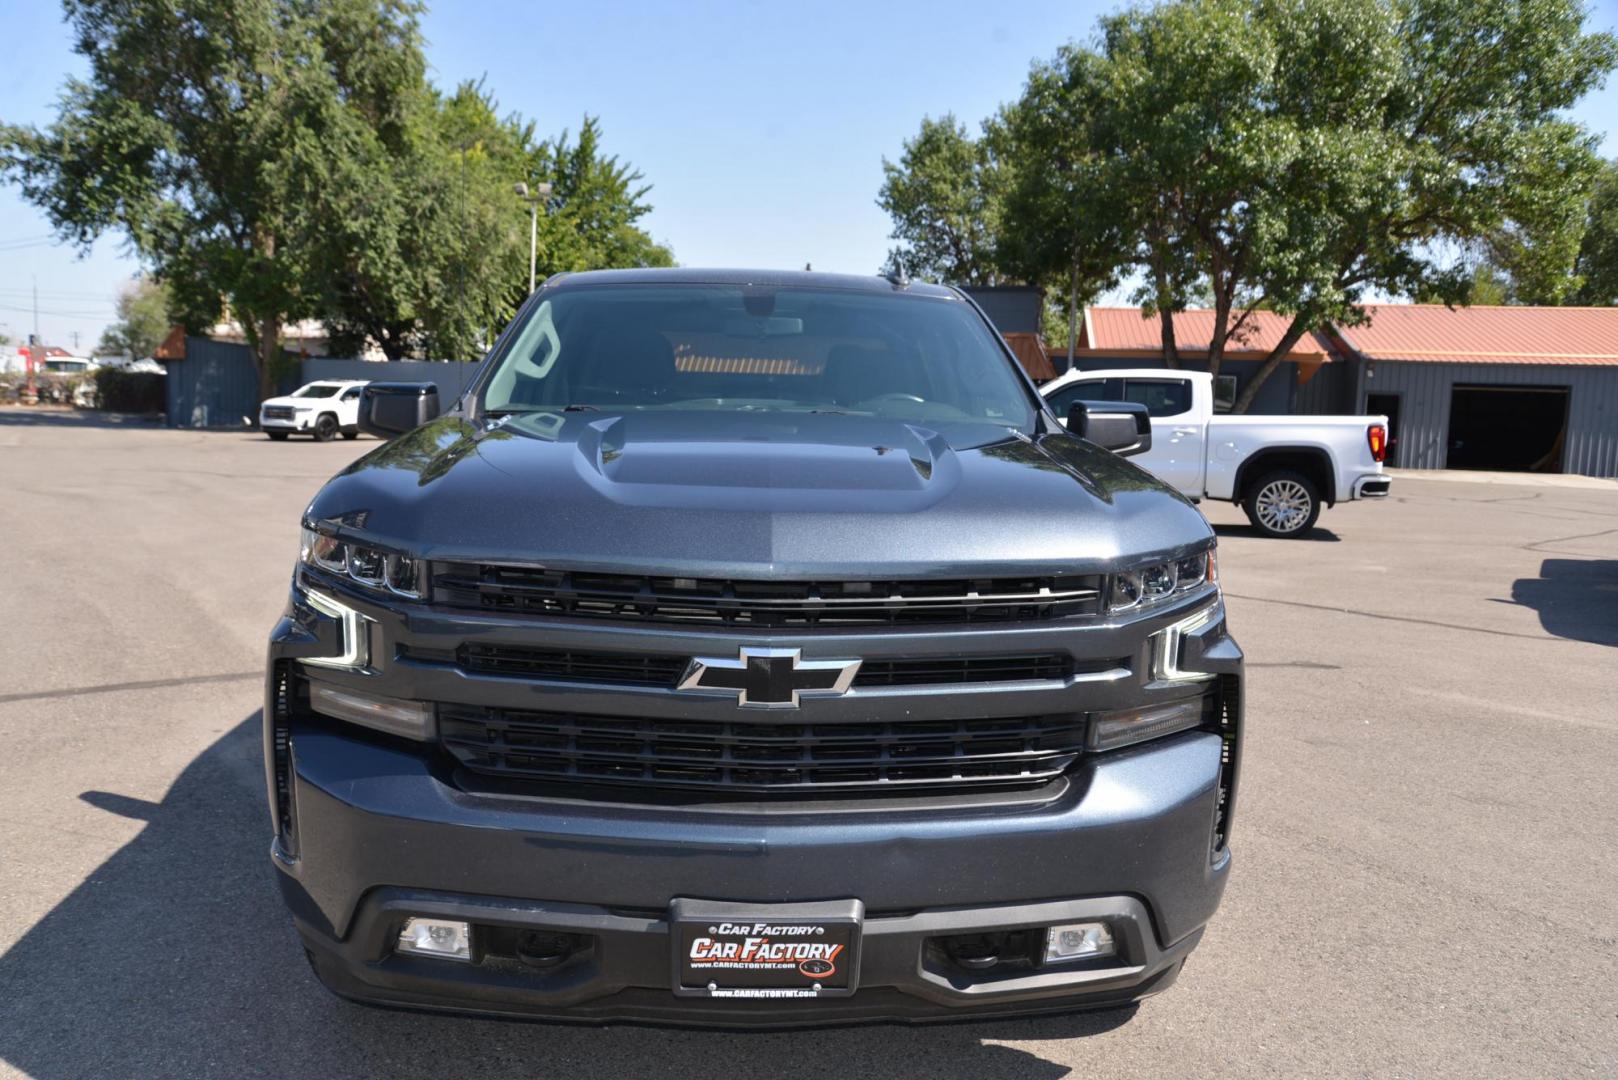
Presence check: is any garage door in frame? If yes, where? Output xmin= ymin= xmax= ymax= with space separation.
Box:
xmin=1446 ymin=384 xmax=1569 ymax=472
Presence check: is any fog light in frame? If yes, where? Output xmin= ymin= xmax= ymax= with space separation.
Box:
xmin=1088 ymin=698 xmax=1205 ymax=751
xmin=310 ymin=682 xmax=435 ymax=741
xmin=397 ymin=917 xmax=472 ymax=962
xmin=1044 ymin=922 xmax=1115 ymax=963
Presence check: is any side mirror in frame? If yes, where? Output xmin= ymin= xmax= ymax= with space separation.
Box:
xmin=1066 ymin=399 xmax=1152 ymax=457
xmin=359 ymin=383 xmax=440 ymax=439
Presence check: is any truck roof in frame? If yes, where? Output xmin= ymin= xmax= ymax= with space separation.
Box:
xmin=546 ymin=267 xmax=959 ymax=299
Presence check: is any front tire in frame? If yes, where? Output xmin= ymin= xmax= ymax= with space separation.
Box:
xmin=313 ymin=413 xmax=339 ymax=442
xmin=1244 ymin=470 xmax=1321 ymax=538
xmin=341 ymin=429 xmax=359 ymax=440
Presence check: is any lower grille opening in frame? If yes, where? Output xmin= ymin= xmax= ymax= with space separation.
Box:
xmin=438 ymin=705 xmax=1087 ymax=798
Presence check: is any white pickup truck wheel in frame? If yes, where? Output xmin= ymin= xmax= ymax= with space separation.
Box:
xmin=1242 ymin=472 xmax=1320 ymax=540
xmin=313 ymin=413 xmax=339 ymax=442
xmin=1244 ymin=470 xmax=1321 ymax=538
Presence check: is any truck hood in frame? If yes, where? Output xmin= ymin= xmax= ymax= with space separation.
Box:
xmin=307 ymin=412 xmax=1212 ymax=577
xmin=261 ymin=394 xmax=320 ymax=409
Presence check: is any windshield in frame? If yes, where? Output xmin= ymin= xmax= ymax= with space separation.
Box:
xmin=293 ymin=384 xmax=342 ymax=398
xmin=479 ymin=285 xmax=1035 ymax=429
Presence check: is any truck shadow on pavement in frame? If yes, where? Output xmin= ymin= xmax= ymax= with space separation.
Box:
xmin=1210 ymin=523 xmax=1341 ymax=542
xmin=0 ymin=714 xmax=1132 ymax=1080
xmin=1508 ymin=558 xmax=1618 ymax=647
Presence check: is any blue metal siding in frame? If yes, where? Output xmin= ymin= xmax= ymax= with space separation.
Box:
xmin=1361 ymin=361 xmax=1618 ymax=477
xmin=165 ymin=338 xmax=265 ymax=427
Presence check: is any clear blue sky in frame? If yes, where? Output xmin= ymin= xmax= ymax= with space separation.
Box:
xmin=2 ymin=0 xmax=1617 ymax=353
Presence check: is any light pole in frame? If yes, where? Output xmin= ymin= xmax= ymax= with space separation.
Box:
xmin=514 ymin=181 xmax=553 ymax=294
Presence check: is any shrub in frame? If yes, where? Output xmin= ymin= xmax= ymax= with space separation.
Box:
xmin=93 ymin=367 xmax=166 ymax=413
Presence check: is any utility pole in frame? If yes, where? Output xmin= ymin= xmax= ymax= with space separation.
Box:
xmin=26 ymin=276 xmax=40 ymax=404
xmin=71 ymin=330 xmax=81 ymax=353
xmin=514 ymin=181 xmax=553 ymax=294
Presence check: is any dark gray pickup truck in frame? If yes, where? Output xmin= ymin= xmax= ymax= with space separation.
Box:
xmin=264 ymin=268 xmax=1243 ymax=1026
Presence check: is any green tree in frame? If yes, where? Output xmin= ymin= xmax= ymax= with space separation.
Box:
xmin=877 ymin=115 xmax=1006 ymax=284
xmin=996 ymin=50 xmax=1133 ymax=366
xmin=1 ymin=0 xmax=429 ymax=399
xmin=316 ymin=85 xmax=673 ymax=361
xmin=997 ymin=0 xmax=1614 ymax=410
xmin=1574 ymin=158 xmax=1618 ymax=305
xmin=97 ymin=276 xmax=172 ymax=359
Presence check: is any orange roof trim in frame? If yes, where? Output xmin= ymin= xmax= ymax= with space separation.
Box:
xmin=1081 ymin=307 xmax=1333 ymax=362
xmin=1340 ymin=305 xmax=1618 ymax=366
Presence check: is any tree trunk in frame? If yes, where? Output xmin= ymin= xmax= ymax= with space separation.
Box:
xmin=1230 ymin=316 xmax=1313 ymax=414
xmin=256 ymin=313 xmax=279 ymax=404
xmin=1157 ymin=306 xmax=1181 ymax=369
xmin=1065 ymin=264 xmax=1080 ymax=375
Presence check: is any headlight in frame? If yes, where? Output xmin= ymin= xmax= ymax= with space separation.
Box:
xmin=1109 ymin=546 xmax=1216 ymax=612
xmin=300 ymin=526 xmax=426 ymax=599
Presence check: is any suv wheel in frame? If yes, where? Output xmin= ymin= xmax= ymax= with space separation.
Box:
xmin=313 ymin=413 xmax=339 ymax=442
xmin=1244 ymin=470 xmax=1321 ymax=538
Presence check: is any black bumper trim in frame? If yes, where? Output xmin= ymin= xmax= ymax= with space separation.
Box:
xmin=290 ymin=885 xmax=1201 ymax=1026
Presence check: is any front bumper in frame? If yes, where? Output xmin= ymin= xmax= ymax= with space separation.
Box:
xmin=266 ymin=578 xmax=1242 ymax=1024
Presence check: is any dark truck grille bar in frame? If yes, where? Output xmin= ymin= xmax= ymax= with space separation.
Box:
xmin=399 ymin=643 xmax=1105 ymax=689
xmin=262 ymin=405 xmax=295 ymax=420
xmin=438 ymin=705 xmax=1089 ymax=796
xmin=432 ymin=563 xmax=1104 ymax=627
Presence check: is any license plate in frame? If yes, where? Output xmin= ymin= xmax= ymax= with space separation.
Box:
xmin=670 ymin=898 xmax=863 ymax=999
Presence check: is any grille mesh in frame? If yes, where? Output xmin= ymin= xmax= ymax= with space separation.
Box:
xmin=399 ymin=643 xmax=1101 ymax=690
xmin=432 ymin=563 xmax=1103 ymax=627
xmin=439 ymin=705 xmax=1088 ymax=796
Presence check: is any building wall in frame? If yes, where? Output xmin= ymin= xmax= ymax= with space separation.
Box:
xmin=1362 ymin=361 xmax=1618 ymax=477
xmin=1069 ymin=355 xmax=1300 ymax=415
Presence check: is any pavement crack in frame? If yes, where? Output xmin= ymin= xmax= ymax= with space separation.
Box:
xmin=0 ymin=671 xmax=261 ymax=706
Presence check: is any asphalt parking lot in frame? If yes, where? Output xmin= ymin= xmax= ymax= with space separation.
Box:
xmin=2 ymin=408 xmax=1615 ymax=1079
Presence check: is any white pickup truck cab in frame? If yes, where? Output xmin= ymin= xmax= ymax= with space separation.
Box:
xmin=259 ymin=380 xmax=369 ymax=442
xmin=1043 ymin=368 xmax=1390 ymax=537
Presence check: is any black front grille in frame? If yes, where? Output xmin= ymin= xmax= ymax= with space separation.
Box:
xmin=262 ymin=405 xmax=295 ymax=420
xmin=399 ymin=643 xmax=1100 ymax=689
xmin=432 ymin=563 xmax=1103 ymax=627
xmin=438 ymin=705 xmax=1088 ymax=796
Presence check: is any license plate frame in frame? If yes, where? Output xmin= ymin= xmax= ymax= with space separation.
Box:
xmin=670 ymin=898 xmax=863 ymax=999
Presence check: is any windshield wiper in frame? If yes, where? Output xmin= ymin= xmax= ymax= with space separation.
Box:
xmin=563 ymin=403 xmax=601 ymax=412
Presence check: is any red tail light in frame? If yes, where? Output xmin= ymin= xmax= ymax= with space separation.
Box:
xmin=1367 ymin=424 xmax=1387 ymax=463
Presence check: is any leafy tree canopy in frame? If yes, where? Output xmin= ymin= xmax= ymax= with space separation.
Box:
xmin=97 ymin=276 xmax=172 ymax=359
xmin=1575 ymin=158 xmax=1618 ymax=306
xmin=4 ymin=0 xmax=673 ymax=385
xmin=920 ymin=0 xmax=1616 ymax=409
xmin=877 ymin=115 xmax=1007 ymax=285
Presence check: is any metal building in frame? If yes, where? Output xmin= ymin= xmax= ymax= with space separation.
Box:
xmin=1317 ymin=306 xmax=1618 ymax=477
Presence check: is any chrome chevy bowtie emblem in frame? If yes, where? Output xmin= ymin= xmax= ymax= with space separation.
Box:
xmin=677 ymin=647 xmax=862 ymax=709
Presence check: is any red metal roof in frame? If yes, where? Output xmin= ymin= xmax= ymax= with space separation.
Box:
xmin=1081 ymin=307 xmax=1332 ymax=360
xmin=1339 ymin=305 xmax=1618 ymax=366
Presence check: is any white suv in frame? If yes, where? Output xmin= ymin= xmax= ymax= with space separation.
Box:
xmin=259 ymin=380 xmax=369 ymax=441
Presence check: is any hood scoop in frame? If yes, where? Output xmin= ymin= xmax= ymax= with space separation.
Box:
xmin=570 ymin=413 xmax=958 ymax=509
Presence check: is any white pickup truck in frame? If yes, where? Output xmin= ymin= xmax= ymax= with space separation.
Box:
xmin=258 ymin=380 xmax=369 ymax=442
xmin=1042 ymin=368 xmax=1390 ymax=537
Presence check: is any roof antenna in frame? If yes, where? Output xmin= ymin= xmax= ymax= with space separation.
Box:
xmin=886 ymin=259 xmax=910 ymax=290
